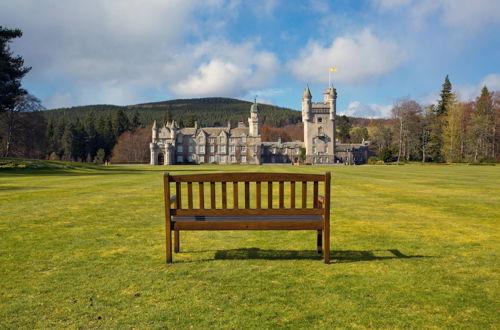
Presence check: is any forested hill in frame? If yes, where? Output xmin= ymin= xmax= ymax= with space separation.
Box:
xmin=42 ymin=97 xmax=302 ymax=127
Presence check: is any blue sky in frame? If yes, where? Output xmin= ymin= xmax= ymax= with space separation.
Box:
xmin=1 ymin=0 xmax=499 ymax=117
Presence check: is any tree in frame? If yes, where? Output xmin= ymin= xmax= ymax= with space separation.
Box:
xmin=436 ymin=75 xmax=453 ymax=116
xmin=0 ymin=26 xmax=31 ymax=114
xmin=0 ymin=94 xmax=44 ymax=157
xmin=163 ymin=106 xmax=172 ymax=125
xmin=337 ymin=115 xmax=351 ymax=142
xmin=113 ymin=109 xmax=130 ymax=138
xmin=186 ymin=113 xmax=195 ymax=127
xmin=392 ymin=98 xmax=422 ymax=162
xmin=131 ymin=110 xmax=141 ymax=129
xmin=84 ymin=111 xmax=98 ymax=161
xmin=350 ymin=127 xmax=368 ymax=143
xmin=470 ymin=87 xmax=495 ymax=161
xmin=110 ymin=126 xmax=151 ymax=163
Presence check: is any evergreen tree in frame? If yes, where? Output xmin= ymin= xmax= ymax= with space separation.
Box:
xmin=163 ymin=106 xmax=172 ymax=125
xmin=436 ymin=75 xmax=453 ymax=116
xmin=61 ymin=123 xmax=75 ymax=160
xmin=113 ymin=109 xmax=130 ymax=138
xmin=186 ymin=113 xmax=195 ymax=127
xmin=84 ymin=111 xmax=98 ymax=160
xmin=0 ymin=26 xmax=31 ymax=113
xmin=131 ymin=110 xmax=141 ymax=129
xmin=337 ymin=115 xmax=351 ymax=142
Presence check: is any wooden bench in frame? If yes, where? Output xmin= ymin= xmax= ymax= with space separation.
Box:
xmin=163 ymin=172 xmax=331 ymax=263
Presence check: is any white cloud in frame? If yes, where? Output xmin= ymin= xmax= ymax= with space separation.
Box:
xmin=172 ymin=40 xmax=280 ymax=97
xmin=1 ymin=0 xmax=280 ymax=107
xmin=373 ymin=0 xmax=500 ymax=32
xmin=340 ymin=101 xmax=393 ymax=118
xmin=288 ymin=29 xmax=405 ymax=84
xmin=455 ymin=74 xmax=500 ymax=101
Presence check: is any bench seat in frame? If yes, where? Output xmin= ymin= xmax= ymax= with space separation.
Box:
xmin=172 ymin=215 xmax=323 ymax=230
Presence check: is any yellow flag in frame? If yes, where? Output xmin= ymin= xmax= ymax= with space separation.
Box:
xmin=330 ymin=67 xmax=337 ymax=71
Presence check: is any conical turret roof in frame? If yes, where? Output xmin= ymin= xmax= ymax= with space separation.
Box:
xmin=303 ymin=87 xmax=312 ymax=98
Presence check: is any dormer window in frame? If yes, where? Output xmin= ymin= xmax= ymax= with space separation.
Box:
xmin=220 ymin=136 xmax=225 ymax=143
xmin=241 ymin=136 xmax=246 ymax=143
xmin=198 ymin=136 xmax=204 ymax=143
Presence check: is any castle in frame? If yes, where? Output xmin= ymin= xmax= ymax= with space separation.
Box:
xmin=150 ymin=86 xmax=369 ymax=165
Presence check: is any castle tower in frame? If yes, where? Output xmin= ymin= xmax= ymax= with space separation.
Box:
xmin=302 ymin=86 xmax=337 ymax=164
xmin=248 ymin=99 xmax=260 ymax=136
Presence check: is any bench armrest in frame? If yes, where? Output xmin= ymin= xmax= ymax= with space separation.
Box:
xmin=169 ymin=195 xmax=177 ymax=205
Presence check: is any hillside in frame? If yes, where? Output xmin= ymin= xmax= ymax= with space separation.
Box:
xmin=42 ymin=97 xmax=302 ymax=127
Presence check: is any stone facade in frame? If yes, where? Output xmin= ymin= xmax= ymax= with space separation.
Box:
xmin=150 ymin=87 xmax=370 ymax=165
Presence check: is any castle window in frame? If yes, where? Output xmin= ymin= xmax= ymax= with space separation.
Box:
xmin=209 ymin=137 xmax=215 ymax=143
xmin=317 ymin=117 xmax=323 ymax=123
xmin=241 ymin=146 xmax=247 ymax=152
xmin=241 ymin=155 xmax=246 ymax=163
xmin=198 ymin=145 xmax=205 ymax=153
xmin=241 ymin=136 xmax=246 ymax=143
xmin=177 ymin=156 xmax=183 ymax=163
xmin=177 ymin=135 xmax=183 ymax=142
xmin=220 ymin=145 xmax=226 ymax=153
xmin=229 ymin=145 xmax=235 ymax=153
xmin=198 ymin=136 xmax=203 ymax=143
xmin=312 ymin=138 xmax=317 ymax=144
xmin=253 ymin=145 xmax=257 ymax=152
xmin=230 ymin=155 xmax=236 ymax=163
xmin=189 ymin=145 xmax=193 ymax=153
xmin=210 ymin=145 xmax=215 ymax=153
xmin=209 ymin=155 xmax=215 ymax=163
xmin=177 ymin=145 xmax=183 ymax=152
xmin=220 ymin=136 xmax=225 ymax=143
xmin=220 ymin=155 xmax=226 ymax=163
xmin=313 ymin=146 xmax=317 ymax=153
xmin=230 ymin=137 xmax=236 ymax=144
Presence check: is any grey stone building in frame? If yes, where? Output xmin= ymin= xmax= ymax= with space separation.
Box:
xmin=150 ymin=87 xmax=369 ymax=165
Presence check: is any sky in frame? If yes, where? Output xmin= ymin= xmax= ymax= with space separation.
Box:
xmin=1 ymin=0 xmax=499 ymax=118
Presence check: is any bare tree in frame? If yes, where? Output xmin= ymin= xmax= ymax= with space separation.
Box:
xmin=392 ymin=98 xmax=422 ymax=163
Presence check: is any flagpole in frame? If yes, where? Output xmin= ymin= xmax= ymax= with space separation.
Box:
xmin=329 ymin=69 xmax=331 ymax=88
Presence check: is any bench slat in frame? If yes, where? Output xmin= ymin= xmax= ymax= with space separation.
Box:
xmin=233 ymin=182 xmax=238 ymax=209
xmin=176 ymin=182 xmax=181 ymax=209
xmin=199 ymin=182 xmax=204 ymax=209
xmin=210 ymin=182 xmax=216 ymax=209
xmin=313 ymin=181 xmax=318 ymax=208
xmin=302 ymin=181 xmax=307 ymax=208
xmin=279 ymin=181 xmax=284 ymax=208
xmin=245 ymin=182 xmax=250 ymax=209
xmin=222 ymin=182 xmax=227 ymax=209
xmin=291 ymin=181 xmax=296 ymax=208
xmin=256 ymin=182 xmax=261 ymax=209
xmin=268 ymin=181 xmax=273 ymax=209
xmin=173 ymin=220 xmax=323 ymax=231
xmin=171 ymin=208 xmax=323 ymax=216
xmin=187 ymin=182 xmax=193 ymax=209
xmin=169 ymin=172 xmax=325 ymax=183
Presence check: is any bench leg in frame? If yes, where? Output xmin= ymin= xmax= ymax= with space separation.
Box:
xmin=174 ymin=230 xmax=180 ymax=253
xmin=166 ymin=227 xmax=172 ymax=263
xmin=323 ymin=227 xmax=330 ymax=264
xmin=316 ymin=230 xmax=322 ymax=253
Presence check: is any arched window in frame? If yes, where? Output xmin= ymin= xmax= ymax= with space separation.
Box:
xmin=157 ymin=153 xmax=165 ymax=165
xmin=318 ymin=127 xmax=323 ymax=135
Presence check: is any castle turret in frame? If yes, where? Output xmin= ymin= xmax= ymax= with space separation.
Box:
xmin=248 ymin=99 xmax=260 ymax=136
xmin=302 ymin=87 xmax=312 ymax=121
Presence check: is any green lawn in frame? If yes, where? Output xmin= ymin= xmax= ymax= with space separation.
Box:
xmin=0 ymin=162 xmax=498 ymax=328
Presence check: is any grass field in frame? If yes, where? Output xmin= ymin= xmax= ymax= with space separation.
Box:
xmin=0 ymin=162 xmax=499 ymax=328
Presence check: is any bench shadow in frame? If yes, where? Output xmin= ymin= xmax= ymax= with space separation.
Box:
xmin=213 ymin=248 xmax=432 ymax=263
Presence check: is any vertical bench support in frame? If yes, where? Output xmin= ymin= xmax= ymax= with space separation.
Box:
xmin=323 ymin=172 xmax=331 ymax=264
xmin=163 ymin=173 xmax=173 ymax=263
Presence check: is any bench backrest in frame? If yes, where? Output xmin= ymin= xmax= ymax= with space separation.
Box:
xmin=163 ymin=172 xmax=331 ymax=217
